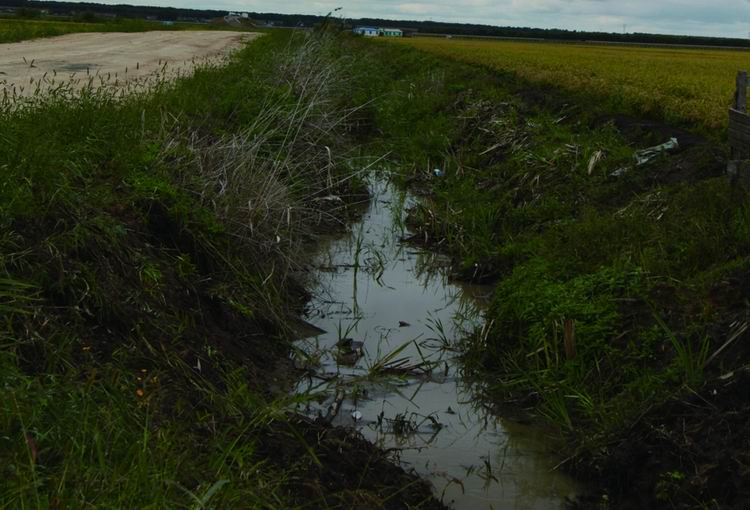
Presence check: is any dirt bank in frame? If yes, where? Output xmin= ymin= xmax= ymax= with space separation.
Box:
xmin=0 ymin=30 xmax=257 ymax=94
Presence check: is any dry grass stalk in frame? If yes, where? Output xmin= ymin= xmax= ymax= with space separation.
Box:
xmin=161 ymin=32 xmax=365 ymax=292
xmin=564 ymin=319 xmax=577 ymax=361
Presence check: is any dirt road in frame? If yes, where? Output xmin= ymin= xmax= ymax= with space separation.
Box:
xmin=0 ymin=30 xmax=258 ymax=95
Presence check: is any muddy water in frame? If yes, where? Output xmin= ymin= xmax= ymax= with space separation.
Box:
xmin=294 ymin=178 xmax=578 ymax=509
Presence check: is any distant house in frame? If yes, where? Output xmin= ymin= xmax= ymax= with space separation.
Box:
xmin=353 ymin=26 xmax=379 ymax=37
xmin=353 ymin=26 xmax=403 ymax=37
xmin=380 ymin=28 xmax=403 ymax=37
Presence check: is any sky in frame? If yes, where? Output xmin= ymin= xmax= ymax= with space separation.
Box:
xmin=78 ymin=0 xmax=750 ymax=39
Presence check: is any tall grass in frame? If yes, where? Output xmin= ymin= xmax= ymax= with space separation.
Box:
xmin=169 ymin=32 xmax=360 ymax=281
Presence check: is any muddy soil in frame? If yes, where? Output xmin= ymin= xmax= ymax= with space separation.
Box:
xmin=262 ymin=415 xmax=448 ymax=510
xmin=575 ymin=368 xmax=750 ymax=509
xmin=0 ymin=31 xmax=256 ymax=93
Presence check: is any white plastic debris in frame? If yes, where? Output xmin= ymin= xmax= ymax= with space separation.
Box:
xmin=351 ymin=410 xmax=363 ymax=422
xmin=433 ymin=168 xmax=443 ymax=177
xmin=609 ymin=166 xmax=630 ymax=178
xmin=312 ymin=195 xmax=344 ymax=203
xmin=634 ymin=137 xmax=679 ymax=166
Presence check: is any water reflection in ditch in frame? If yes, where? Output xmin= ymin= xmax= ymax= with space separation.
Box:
xmin=293 ymin=177 xmax=578 ymax=509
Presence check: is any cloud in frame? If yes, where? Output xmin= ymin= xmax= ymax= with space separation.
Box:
xmin=395 ymin=3 xmax=432 ymax=15
xmin=71 ymin=0 xmax=750 ymax=38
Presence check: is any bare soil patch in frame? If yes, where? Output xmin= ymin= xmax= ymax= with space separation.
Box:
xmin=0 ymin=30 xmax=257 ymax=94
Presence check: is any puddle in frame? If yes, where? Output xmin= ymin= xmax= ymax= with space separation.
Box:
xmin=293 ymin=177 xmax=579 ymax=509
xmin=57 ymin=63 xmax=100 ymax=73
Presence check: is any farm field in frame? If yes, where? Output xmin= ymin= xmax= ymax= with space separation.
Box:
xmin=0 ymin=17 xmax=231 ymax=44
xmin=391 ymin=36 xmax=750 ymax=132
xmin=0 ymin=18 xmax=102 ymax=43
xmin=0 ymin=31 xmax=255 ymax=96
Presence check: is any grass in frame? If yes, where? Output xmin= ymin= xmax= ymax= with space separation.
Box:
xmin=0 ymin=16 xmax=249 ymax=44
xmin=0 ymin=28 xmax=443 ymax=509
xmin=388 ymin=36 xmax=750 ymax=132
xmin=345 ymin=34 xmax=750 ymax=507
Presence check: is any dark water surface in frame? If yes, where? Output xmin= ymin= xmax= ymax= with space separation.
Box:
xmin=294 ymin=178 xmax=578 ymax=509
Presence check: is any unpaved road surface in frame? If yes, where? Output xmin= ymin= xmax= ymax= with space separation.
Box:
xmin=0 ymin=31 xmax=258 ymax=94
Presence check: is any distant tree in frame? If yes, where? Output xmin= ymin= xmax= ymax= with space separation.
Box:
xmin=15 ymin=7 xmax=42 ymax=19
xmin=73 ymin=11 xmax=99 ymax=23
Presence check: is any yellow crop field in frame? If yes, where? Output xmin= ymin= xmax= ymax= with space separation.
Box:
xmin=391 ymin=37 xmax=750 ymax=131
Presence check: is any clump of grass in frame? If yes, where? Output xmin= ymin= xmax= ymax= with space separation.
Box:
xmin=165 ymin=32 xmax=359 ymax=282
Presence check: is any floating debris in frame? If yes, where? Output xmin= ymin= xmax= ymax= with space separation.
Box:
xmin=336 ymin=338 xmax=364 ymax=366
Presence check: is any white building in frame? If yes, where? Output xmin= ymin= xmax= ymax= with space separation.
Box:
xmin=380 ymin=28 xmax=403 ymax=37
xmin=353 ymin=26 xmax=404 ymax=37
xmin=353 ymin=26 xmax=379 ymax=37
